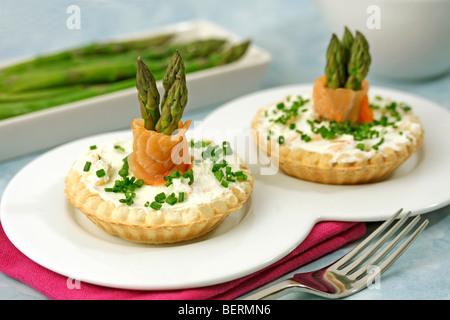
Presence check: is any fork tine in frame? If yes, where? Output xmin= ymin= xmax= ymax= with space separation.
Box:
xmin=377 ymin=218 xmax=428 ymax=274
xmin=339 ymin=210 xmax=413 ymax=274
xmin=335 ymin=208 xmax=403 ymax=270
xmin=350 ymin=215 xmax=421 ymax=279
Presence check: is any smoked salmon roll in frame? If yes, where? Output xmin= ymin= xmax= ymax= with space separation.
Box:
xmin=313 ymin=75 xmax=369 ymax=123
xmin=128 ymin=118 xmax=192 ymax=186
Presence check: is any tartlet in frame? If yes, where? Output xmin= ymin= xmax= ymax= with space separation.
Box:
xmin=65 ymin=51 xmax=253 ymax=244
xmin=251 ymin=94 xmax=423 ymax=184
xmin=65 ymin=138 xmax=253 ymax=244
xmin=252 ymin=28 xmax=424 ymax=185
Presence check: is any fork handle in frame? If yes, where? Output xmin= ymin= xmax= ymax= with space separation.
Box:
xmin=240 ymin=280 xmax=305 ymax=300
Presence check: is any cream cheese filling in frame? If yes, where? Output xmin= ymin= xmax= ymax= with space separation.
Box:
xmin=256 ymin=94 xmax=422 ymax=164
xmin=73 ymin=138 xmax=250 ymax=210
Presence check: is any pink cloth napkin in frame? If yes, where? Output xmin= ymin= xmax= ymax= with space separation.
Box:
xmin=0 ymin=220 xmax=365 ymax=300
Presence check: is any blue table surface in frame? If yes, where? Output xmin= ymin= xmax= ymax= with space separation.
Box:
xmin=0 ymin=0 xmax=448 ymax=300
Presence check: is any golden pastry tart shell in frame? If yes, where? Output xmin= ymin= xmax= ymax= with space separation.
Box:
xmin=65 ymin=167 xmax=253 ymax=244
xmin=252 ymin=108 xmax=424 ymax=185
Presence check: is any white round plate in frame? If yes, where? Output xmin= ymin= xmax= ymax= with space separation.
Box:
xmin=1 ymin=84 xmax=449 ymax=290
xmin=203 ymin=84 xmax=450 ymax=221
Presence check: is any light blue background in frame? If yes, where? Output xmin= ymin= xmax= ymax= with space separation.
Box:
xmin=0 ymin=0 xmax=449 ymax=300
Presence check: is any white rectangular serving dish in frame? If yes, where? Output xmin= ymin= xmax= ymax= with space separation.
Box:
xmin=0 ymin=20 xmax=271 ymax=161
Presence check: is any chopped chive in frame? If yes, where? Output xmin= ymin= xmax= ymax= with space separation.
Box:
xmin=164 ymin=177 xmax=173 ymax=186
xmin=194 ymin=141 xmax=202 ymax=148
xmin=150 ymin=201 xmax=162 ymax=210
xmin=155 ymin=192 xmax=166 ymax=203
xmin=202 ymin=144 xmax=218 ymax=159
xmin=164 ymin=169 xmax=193 ymax=187
xmin=356 ymin=143 xmax=365 ymax=151
xmin=214 ymin=148 xmax=223 ymax=158
xmin=212 ymin=160 xmax=227 ymax=171
xmin=119 ymin=198 xmax=134 ymax=206
xmin=214 ymin=170 xmax=224 ymax=181
xmin=289 ymin=123 xmax=296 ymax=130
xmin=221 ymin=180 xmax=229 ymax=188
xmin=178 ymin=192 xmax=185 ymax=203
xmin=182 ymin=169 xmax=194 ymax=185
xmin=135 ymin=179 xmax=145 ymax=188
xmin=118 ymin=168 xmax=128 ymax=178
xmin=170 ymin=170 xmax=181 ymax=179
xmin=96 ymin=169 xmax=106 ymax=178
xmin=114 ymin=145 xmax=125 ymax=152
xmin=105 ymin=158 xmax=144 ymax=206
xmin=165 ymin=194 xmax=177 ymax=205
xmin=226 ymin=176 xmax=236 ymax=182
xmin=402 ymin=105 xmax=412 ymax=112
xmin=278 ymin=136 xmax=285 ymax=145
xmin=222 ymin=141 xmax=233 ymax=155
xmin=235 ymin=171 xmax=247 ymax=181
xmin=89 ymin=145 xmax=97 ymax=150
xmin=83 ymin=161 xmax=91 ymax=172
xmin=191 ymin=140 xmax=211 ymax=148
xmin=144 ymin=201 xmax=150 ymax=207
xmin=372 ymin=137 xmax=385 ymax=150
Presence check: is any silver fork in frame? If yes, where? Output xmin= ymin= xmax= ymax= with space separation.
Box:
xmin=241 ymin=209 xmax=428 ymax=300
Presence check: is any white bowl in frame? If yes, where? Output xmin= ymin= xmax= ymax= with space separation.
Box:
xmin=313 ymin=0 xmax=450 ymax=80
xmin=0 ymin=20 xmax=271 ymax=161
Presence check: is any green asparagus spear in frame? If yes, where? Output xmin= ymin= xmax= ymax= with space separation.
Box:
xmin=323 ymin=27 xmax=370 ymax=90
xmin=220 ymin=40 xmax=251 ymax=64
xmin=341 ymin=26 xmax=354 ymax=66
xmin=0 ymin=78 xmax=136 ymax=120
xmin=0 ymin=39 xmax=230 ymax=93
xmin=71 ymin=33 xmax=174 ymax=56
xmin=325 ymin=34 xmax=346 ymax=89
xmin=345 ymin=31 xmax=371 ymax=90
xmin=0 ymin=33 xmax=174 ymax=76
xmin=183 ymin=40 xmax=250 ymax=73
xmin=0 ymin=57 xmax=169 ymax=93
xmin=0 ymin=86 xmax=80 ymax=103
xmin=155 ymin=51 xmax=188 ymax=135
xmin=161 ymin=50 xmax=185 ymax=106
xmin=162 ymin=76 xmax=188 ymax=135
xmin=136 ymin=56 xmax=160 ymax=130
xmin=176 ymin=39 xmax=226 ymax=59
